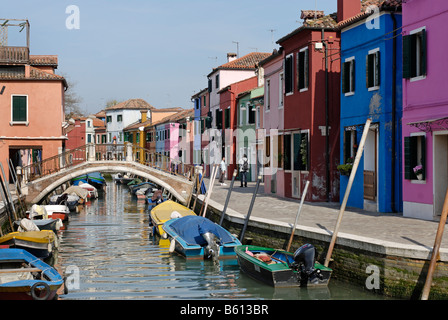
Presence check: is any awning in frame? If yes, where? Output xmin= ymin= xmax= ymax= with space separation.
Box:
xmin=407 ymin=116 xmax=448 ymax=132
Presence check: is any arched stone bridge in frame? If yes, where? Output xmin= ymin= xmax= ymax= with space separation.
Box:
xmin=20 ymin=143 xmax=196 ymax=205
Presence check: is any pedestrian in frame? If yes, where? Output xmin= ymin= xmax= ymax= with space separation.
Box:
xmin=239 ymin=154 xmax=248 ymax=187
xmin=219 ymin=157 xmax=227 ymax=186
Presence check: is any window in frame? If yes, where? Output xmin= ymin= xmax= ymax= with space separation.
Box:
xmin=248 ymin=105 xmax=255 ymax=124
xmin=106 ymin=116 xmax=112 ymax=123
xmin=117 ymin=114 xmax=123 ymax=122
xmin=264 ymin=136 xmax=270 ymax=167
xmin=284 ymin=54 xmax=294 ymax=95
xmin=366 ymin=49 xmax=380 ymax=89
xmin=293 ymin=132 xmax=309 ymax=171
xmin=279 ymin=73 xmax=284 ymax=108
xmin=297 ymin=47 xmax=309 ymax=91
xmin=265 ymin=79 xmax=270 ymax=111
xmin=284 ymin=134 xmax=291 ymax=170
xmin=342 ymin=57 xmax=355 ymax=95
xmin=215 ymin=74 xmax=220 ymax=89
xmin=225 ymin=108 xmax=230 ymax=129
xmin=12 ymin=95 xmax=27 ymax=123
xmin=344 ymin=127 xmax=358 ymax=163
xmin=256 ymin=106 xmax=260 ymax=129
xmin=203 ymin=96 xmax=206 ymax=108
xmin=215 ymin=109 xmax=222 ymax=129
xmin=208 ymin=78 xmax=212 ymax=92
xmin=404 ymin=135 xmax=426 ymax=180
xmin=277 ymin=135 xmax=283 ymax=169
xmin=403 ymin=27 xmax=426 ymax=80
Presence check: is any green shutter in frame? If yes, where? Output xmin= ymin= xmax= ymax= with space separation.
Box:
xmin=404 ymin=137 xmax=411 ymax=179
xmin=402 ymin=35 xmax=412 ymax=79
xmin=420 ymin=29 xmax=427 ymax=76
xmin=420 ymin=135 xmax=426 ymax=180
xmin=12 ymin=96 xmax=27 ymax=122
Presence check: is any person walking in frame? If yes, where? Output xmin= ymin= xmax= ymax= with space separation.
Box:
xmin=219 ymin=157 xmax=227 ymax=186
xmin=239 ymin=154 xmax=248 ymax=187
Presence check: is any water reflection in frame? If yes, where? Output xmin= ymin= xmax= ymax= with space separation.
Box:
xmin=55 ymin=182 xmax=383 ymax=300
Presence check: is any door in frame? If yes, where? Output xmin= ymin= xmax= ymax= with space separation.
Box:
xmin=434 ymin=133 xmax=448 ymax=217
xmin=363 ymin=126 xmax=378 ymax=208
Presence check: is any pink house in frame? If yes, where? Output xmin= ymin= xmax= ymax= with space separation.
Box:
xmin=258 ymin=49 xmax=285 ymax=196
xmin=0 ymin=20 xmax=67 ymax=180
xmin=401 ymin=1 xmax=448 ymax=220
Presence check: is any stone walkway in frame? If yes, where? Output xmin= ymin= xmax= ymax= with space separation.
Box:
xmin=201 ymin=178 xmax=448 ymax=251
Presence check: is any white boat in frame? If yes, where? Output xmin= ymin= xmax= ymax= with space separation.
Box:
xmin=78 ymin=182 xmax=98 ymax=199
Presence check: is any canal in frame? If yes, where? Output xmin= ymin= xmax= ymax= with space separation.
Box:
xmin=54 ymin=181 xmax=385 ymax=300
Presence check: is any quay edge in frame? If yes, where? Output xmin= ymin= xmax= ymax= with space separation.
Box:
xmin=193 ymin=195 xmax=448 ymax=300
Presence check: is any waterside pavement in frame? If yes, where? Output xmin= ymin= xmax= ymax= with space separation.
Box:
xmin=198 ymin=178 xmax=448 ymax=260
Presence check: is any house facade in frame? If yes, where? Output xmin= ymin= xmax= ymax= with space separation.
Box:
xmin=192 ymin=88 xmax=208 ymax=166
xmin=401 ymin=0 xmax=448 ymax=220
xmin=259 ymin=49 xmax=286 ymax=196
xmin=339 ymin=1 xmax=403 ymax=213
xmin=277 ymin=10 xmax=341 ymax=202
xmin=105 ymin=99 xmax=155 ymax=144
xmin=0 ymin=20 xmax=67 ymax=180
xmin=207 ymin=52 xmax=270 ymax=174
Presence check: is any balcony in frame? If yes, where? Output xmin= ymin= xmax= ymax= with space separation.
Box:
xmin=0 ymin=46 xmax=29 ymax=65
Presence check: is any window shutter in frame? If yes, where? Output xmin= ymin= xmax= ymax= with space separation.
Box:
xmin=298 ymin=51 xmax=305 ymax=90
xmin=351 ymin=60 xmax=356 ymax=92
xmin=404 ymin=137 xmax=411 ymax=179
xmin=341 ymin=62 xmax=347 ymax=93
xmin=420 ymin=29 xmax=427 ymax=76
xmin=420 ymin=135 xmax=426 ymax=180
xmin=285 ymin=55 xmax=293 ymax=93
xmin=402 ymin=35 xmax=412 ymax=79
xmin=12 ymin=96 xmax=27 ymax=122
xmin=375 ymin=51 xmax=380 ymax=86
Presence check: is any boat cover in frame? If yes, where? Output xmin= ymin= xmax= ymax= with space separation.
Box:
xmin=169 ymin=216 xmax=235 ymax=246
xmin=63 ymin=186 xmax=89 ymax=199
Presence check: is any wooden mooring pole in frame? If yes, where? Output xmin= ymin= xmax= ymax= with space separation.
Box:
xmin=286 ymin=180 xmax=310 ymax=252
xmin=219 ymin=169 xmax=237 ymax=226
xmin=421 ymin=186 xmax=448 ymax=300
xmin=324 ymin=118 xmax=371 ymax=267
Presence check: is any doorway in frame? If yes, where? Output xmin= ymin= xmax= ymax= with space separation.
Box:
xmin=363 ymin=126 xmax=378 ymax=211
xmin=434 ymin=133 xmax=448 ymax=217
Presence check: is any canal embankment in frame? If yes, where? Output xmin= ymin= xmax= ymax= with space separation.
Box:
xmin=193 ymin=179 xmax=448 ymax=300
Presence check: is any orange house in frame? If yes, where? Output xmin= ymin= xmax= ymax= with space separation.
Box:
xmin=0 ymin=22 xmax=67 ymax=181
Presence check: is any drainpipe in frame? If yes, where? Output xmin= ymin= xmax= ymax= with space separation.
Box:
xmin=391 ymin=12 xmax=397 ymax=212
xmin=322 ymin=29 xmax=330 ymax=202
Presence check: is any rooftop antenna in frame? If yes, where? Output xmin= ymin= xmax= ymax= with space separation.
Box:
xmin=268 ymin=29 xmax=276 ymax=50
xmin=232 ymin=41 xmax=239 ymax=58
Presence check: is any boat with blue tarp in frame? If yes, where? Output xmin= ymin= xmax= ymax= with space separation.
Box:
xmin=162 ymin=215 xmax=241 ymax=261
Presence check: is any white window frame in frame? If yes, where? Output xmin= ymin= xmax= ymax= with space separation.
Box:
xmin=410 ymin=26 xmax=427 ymax=82
xmin=298 ymin=46 xmax=309 ymax=93
xmin=10 ymin=94 xmax=29 ymax=125
xmin=367 ymin=48 xmax=380 ymax=91
xmin=344 ymin=56 xmax=355 ymax=96
xmin=285 ymin=53 xmax=294 ymax=96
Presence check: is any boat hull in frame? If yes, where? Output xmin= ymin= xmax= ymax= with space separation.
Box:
xmin=0 ymin=249 xmax=63 ymax=300
xmin=149 ymin=200 xmax=195 ymax=237
xmin=0 ymin=231 xmax=57 ymax=260
xmin=235 ymin=245 xmax=332 ymax=288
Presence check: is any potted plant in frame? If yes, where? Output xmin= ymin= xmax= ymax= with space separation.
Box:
xmin=337 ymin=158 xmax=354 ymax=176
xmin=413 ymin=165 xmax=423 ymax=180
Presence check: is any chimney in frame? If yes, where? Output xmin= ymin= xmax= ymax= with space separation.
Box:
xmin=227 ymin=52 xmax=237 ymax=63
xmin=337 ymin=0 xmax=361 ymax=23
xmin=140 ymin=110 xmax=148 ymax=123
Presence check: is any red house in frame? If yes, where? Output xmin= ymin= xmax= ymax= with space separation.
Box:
xmin=218 ymin=76 xmax=258 ymax=179
xmin=276 ymin=9 xmax=341 ymax=202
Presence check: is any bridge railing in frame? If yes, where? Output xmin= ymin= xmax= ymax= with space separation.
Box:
xmin=20 ymin=143 xmax=195 ymax=183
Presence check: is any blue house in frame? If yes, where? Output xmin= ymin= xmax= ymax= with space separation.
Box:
xmin=339 ymin=1 xmax=402 ymax=213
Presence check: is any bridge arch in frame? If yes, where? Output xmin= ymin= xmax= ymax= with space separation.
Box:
xmin=26 ymin=161 xmax=194 ymax=205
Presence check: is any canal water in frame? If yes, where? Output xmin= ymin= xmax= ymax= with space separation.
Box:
xmin=55 ymin=182 xmax=384 ymax=300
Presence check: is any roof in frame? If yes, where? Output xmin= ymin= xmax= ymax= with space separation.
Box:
xmin=337 ymin=0 xmax=402 ymax=29
xmin=208 ymin=52 xmax=271 ymax=76
xmin=0 ymin=66 xmax=67 ymax=87
xmin=29 ymin=55 xmax=58 ymax=67
xmin=105 ymin=98 xmax=156 ymax=111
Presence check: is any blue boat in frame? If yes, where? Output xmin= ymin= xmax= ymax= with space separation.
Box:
xmin=162 ymin=215 xmax=241 ymax=261
xmin=0 ymin=249 xmax=64 ymax=300
xmin=87 ymin=172 xmax=106 ymax=189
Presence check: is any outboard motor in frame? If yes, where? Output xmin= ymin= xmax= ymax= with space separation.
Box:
xmin=202 ymin=232 xmax=220 ymax=262
xmin=293 ymin=244 xmax=321 ymax=286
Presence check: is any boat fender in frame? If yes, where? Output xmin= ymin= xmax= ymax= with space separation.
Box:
xmin=169 ymin=239 xmax=176 ymax=253
xmin=30 ymin=282 xmax=51 ymax=300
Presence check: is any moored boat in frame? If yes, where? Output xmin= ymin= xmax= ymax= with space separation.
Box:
xmin=147 ymin=189 xmax=166 ymax=209
xmin=14 ymin=218 xmax=62 ymax=233
xmin=43 ymin=205 xmax=70 ymax=222
xmin=235 ymin=244 xmax=332 ymax=288
xmin=0 ymin=230 xmax=58 ymax=260
xmin=162 ymin=215 xmax=241 ymax=261
xmin=86 ymin=172 xmax=106 ymax=190
xmin=149 ymin=200 xmax=196 ymax=237
xmin=0 ymin=248 xmax=64 ymax=300
xmin=49 ymin=193 xmax=80 ymax=211
xmin=78 ymin=182 xmax=98 ymax=199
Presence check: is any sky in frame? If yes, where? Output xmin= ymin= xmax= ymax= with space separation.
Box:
xmin=2 ymin=0 xmax=337 ymax=115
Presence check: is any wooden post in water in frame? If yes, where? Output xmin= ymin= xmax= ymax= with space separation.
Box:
xmin=239 ymin=175 xmax=262 ymax=243
xmin=286 ymin=180 xmax=310 ymax=252
xmin=192 ymin=170 xmax=206 ymax=212
xmin=421 ymin=186 xmax=448 ymax=300
xmin=324 ymin=118 xmax=371 ymax=267
xmin=201 ymin=164 xmax=218 ymax=217
xmin=219 ymin=169 xmax=237 ymax=226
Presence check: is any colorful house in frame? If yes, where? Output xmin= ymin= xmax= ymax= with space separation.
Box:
xmin=192 ymin=88 xmax=208 ymax=166
xmin=207 ymin=52 xmax=271 ymax=175
xmin=339 ymin=0 xmax=403 ymax=213
xmin=401 ymin=0 xmax=448 ymax=220
xmin=0 ymin=19 xmax=67 ymax=180
xmin=276 ymin=8 xmax=341 ymax=202
xmin=258 ymin=49 xmax=286 ymax=196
